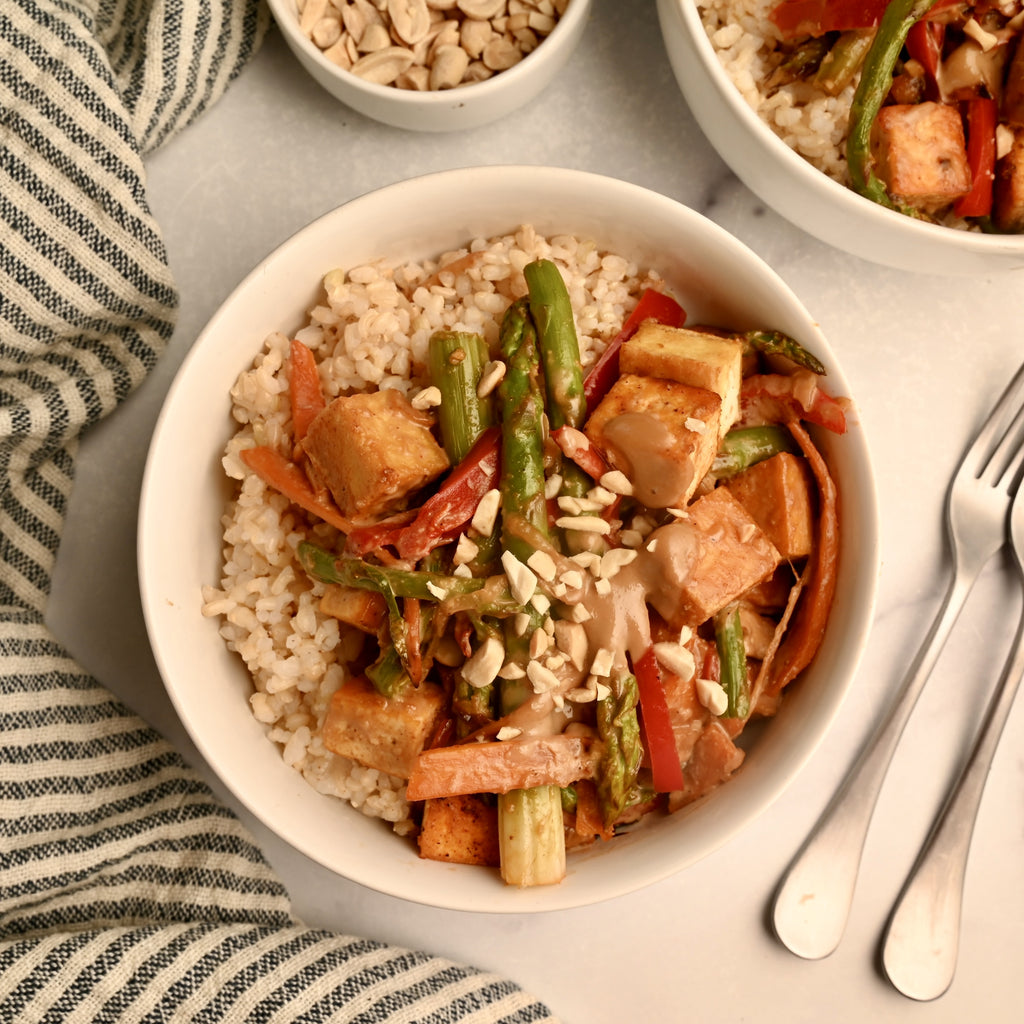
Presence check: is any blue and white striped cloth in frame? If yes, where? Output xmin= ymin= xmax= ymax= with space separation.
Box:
xmin=0 ymin=2 xmax=558 ymax=1020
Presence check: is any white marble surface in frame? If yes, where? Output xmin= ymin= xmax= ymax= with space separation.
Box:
xmin=47 ymin=3 xmax=1024 ymax=1021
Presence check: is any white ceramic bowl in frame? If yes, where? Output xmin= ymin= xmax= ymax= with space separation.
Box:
xmin=138 ymin=165 xmax=879 ymax=913
xmin=657 ymin=0 xmax=1024 ymax=275
xmin=267 ymin=0 xmax=592 ymax=132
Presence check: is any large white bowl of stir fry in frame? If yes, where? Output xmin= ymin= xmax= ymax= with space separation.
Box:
xmin=658 ymin=0 xmax=1024 ymax=273
xmin=139 ymin=165 xmax=878 ymax=912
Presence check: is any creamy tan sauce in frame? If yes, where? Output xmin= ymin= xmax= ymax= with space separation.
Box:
xmin=602 ymin=412 xmax=693 ymax=508
xmin=580 ymin=519 xmax=703 ymax=663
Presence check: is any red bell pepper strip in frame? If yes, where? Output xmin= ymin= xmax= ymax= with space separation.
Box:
xmin=739 ymin=373 xmax=848 ymax=435
xmin=551 ymin=426 xmax=612 ymax=482
xmin=583 ymin=288 xmax=686 ymax=410
xmin=347 ymin=426 xmax=501 ymax=561
xmin=905 ymin=17 xmax=944 ymax=89
xmin=954 ymin=97 xmax=998 ymax=219
xmin=288 ymin=339 xmax=326 ymax=442
xmin=769 ymin=0 xmax=957 ymax=37
xmin=633 ymin=646 xmax=685 ymax=794
xmin=240 ymin=445 xmax=354 ymax=533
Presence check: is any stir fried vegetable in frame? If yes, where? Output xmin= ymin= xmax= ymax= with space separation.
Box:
xmin=766 ymin=0 xmax=1024 ymax=229
xmin=237 ymin=258 xmax=847 ymax=888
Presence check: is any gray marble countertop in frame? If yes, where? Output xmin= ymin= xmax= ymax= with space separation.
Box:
xmin=47 ymin=3 xmax=1023 ymax=1021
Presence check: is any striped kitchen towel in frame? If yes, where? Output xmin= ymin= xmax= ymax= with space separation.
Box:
xmin=0 ymin=2 xmax=559 ymax=1021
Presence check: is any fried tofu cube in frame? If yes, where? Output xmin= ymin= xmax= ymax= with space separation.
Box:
xmin=870 ymin=102 xmax=971 ymax=212
xmin=620 ymin=323 xmax=744 ymax=432
xmin=1003 ymin=39 xmax=1024 ymax=127
xmin=725 ymin=452 xmax=815 ymax=560
xmin=646 ymin=487 xmax=781 ymax=628
xmin=302 ymin=389 xmax=449 ymax=522
xmin=321 ymin=675 xmax=446 ymax=780
xmin=584 ymin=374 xmax=721 ymax=508
xmin=319 ymin=584 xmax=387 ymax=634
xmin=669 ymin=720 xmax=745 ymax=810
xmin=417 ymin=794 xmax=500 ymax=866
xmin=994 ymin=130 xmax=1024 ymax=232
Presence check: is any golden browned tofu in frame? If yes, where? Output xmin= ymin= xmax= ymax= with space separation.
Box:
xmin=319 ymin=584 xmax=386 ymax=633
xmin=669 ymin=720 xmax=745 ymax=809
xmin=321 ymin=675 xmax=446 ymax=780
xmin=619 ymin=323 xmax=744 ymax=432
xmin=648 ymin=487 xmax=781 ymax=628
xmin=1004 ymin=39 xmax=1024 ymax=127
xmin=870 ymin=102 xmax=971 ymax=212
xmin=994 ymin=130 xmax=1024 ymax=232
xmin=301 ymin=389 xmax=449 ymax=522
xmin=417 ymin=794 xmax=499 ymax=866
xmin=584 ymin=374 xmax=721 ymax=508
xmin=725 ymin=452 xmax=814 ymax=560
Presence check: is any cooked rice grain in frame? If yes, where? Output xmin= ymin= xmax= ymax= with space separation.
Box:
xmin=698 ymin=0 xmax=855 ymax=183
xmin=202 ymin=225 xmax=661 ymax=836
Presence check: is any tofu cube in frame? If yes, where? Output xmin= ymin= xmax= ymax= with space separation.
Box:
xmin=319 ymin=584 xmax=387 ymax=634
xmin=1003 ymin=38 xmax=1024 ymax=127
xmin=994 ymin=129 xmax=1024 ymax=232
xmin=725 ymin=452 xmax=815 ymax=560
xmin=584 ymin=374 xmax=721 ymax=508
xmin=321 ymin=675 xmax=446 ymax=780
xmin=646 ymin=486 xmax=781 ymax=628
xmin=669 ymin=720 xmax=745 ymax=810
xmin=620 ymin=322 xmax=743 ymax=432
xmin=417 ymin=794 xmax=500 ymax=866
xmin=870 ymin=102 xmax=971 ymax=212
xmin=302 ymin=389 xmax=449 ymax=522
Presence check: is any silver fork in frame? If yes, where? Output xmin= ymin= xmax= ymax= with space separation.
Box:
xmin=881 ymin=478 xmax=1024 ymax=1001
xmin=772 ymin=361 xmax=1024 ymax=961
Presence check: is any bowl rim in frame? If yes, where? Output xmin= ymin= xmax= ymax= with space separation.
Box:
xmin=267 ymin=0 xmax=592 ymax=107
xmin=666 ymin=0 xmax=1024 ymax=259
xmin=138 ymin=164 xmax=880 ymax=913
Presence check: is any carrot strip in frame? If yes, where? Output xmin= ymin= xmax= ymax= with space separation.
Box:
xmin=573 ymin=779 xmax=614 ymax=841
xmin=405 ymin=735 xmax=599 ymax=801
xmin=289 ymin=339 xmax=326 ymax=442
xmin=240 ymin=445 xmax=353 ymax=533
xmin=762 ymin=421 xmax=840 ymax=695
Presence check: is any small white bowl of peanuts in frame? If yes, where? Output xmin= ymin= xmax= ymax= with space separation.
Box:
xmin=268 ymin=0 xmax=591 ymax=132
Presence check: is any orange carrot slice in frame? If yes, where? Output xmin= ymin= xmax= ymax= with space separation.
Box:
xmin=762 ymin=421 xmax=839 ymax=695
xmin=289 ymin=338 xmax=326 ymax=442
xmin=240 ymin=445 xmax=353 ymax=534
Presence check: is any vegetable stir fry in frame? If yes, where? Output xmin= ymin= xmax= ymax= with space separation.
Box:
xmin=238 ymin=259 xmax=846 ymax=887
xmin=768 ymin=0 xmax=1024 ymax=229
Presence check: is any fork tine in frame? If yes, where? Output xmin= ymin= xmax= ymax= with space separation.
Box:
xmin=960 ymin=360 xmax=1024 ymax=481
xmin=979 ymin=398 xmax=1024 ymax=491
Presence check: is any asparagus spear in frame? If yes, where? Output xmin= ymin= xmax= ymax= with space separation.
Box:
xmin=595 ymin=670 xmax=643 ymax=827
xmin=743 ymin=329 xmax=826 ymax=375
xmin=813 ymin=29 xmax=874 ymax=97
xmin=523 ymin=257 xmax=602 ymax=542
xmin=427 ymin=330 xmax=494 ymax=464
xmin=497 ymin=297 xmax=549 ymax=561
xmin=524 ymin=259 xmax=586 ymax=432
xmin=846 ymin=0 xmax=940 ymax=215
xmin=712 ymin=425 xmax=798 ymax=479
xmin=715 ymin=603 xmax=750 ymax=719
xmin=494 ymin=296 xmax=567 ymax=887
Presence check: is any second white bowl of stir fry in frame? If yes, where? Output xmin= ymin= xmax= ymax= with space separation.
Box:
xmin=139 ymin=165 xmax=879 ymax=912
xmin=659 ymin=0 xmax=1024 ymax=274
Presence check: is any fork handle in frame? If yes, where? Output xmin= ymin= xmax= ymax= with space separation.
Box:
xmin=881 ymin=605 xmax=1024 ymax=1001
xmin=772 ymin=568 xmax=977 ymax=960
